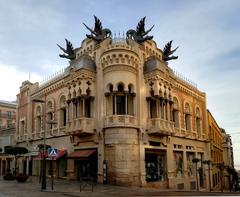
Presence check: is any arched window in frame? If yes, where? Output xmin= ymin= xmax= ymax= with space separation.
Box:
xmin=35 ymin=106 xmax=42 ymax=133
xmin=195 ymin=107 xmax=201 ymax=134
xmin=46 ymin=101 xmax=54 ymax=130
xmin=59 ymin=96 xmax=67 ymax=127
xmin=105 ymin=83 xmax=135 ymax=116
xmin=19 ymin=120 xmax=25 ymax=136
xmin=172 ymin=97 xmax=180 ymax=128
xmin=184 ymin=103 xmax=191 ymax=131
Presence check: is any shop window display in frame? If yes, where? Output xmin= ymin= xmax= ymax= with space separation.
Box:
xmin=187 ymin=152 xmax=194 ymax=176
xmin=174 ymin=151 xmax=183 ymax=177
xmin=145 ymin=152 xmax=166 ymax=182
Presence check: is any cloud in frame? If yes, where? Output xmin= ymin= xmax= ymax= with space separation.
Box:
xmin=0 ymin=63 xmax=42 ymax=101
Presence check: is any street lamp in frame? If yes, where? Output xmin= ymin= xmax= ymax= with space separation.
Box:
xmin=192 ymin=158 xmax=200 ymax=192
xmin=32 ymin=98 xmax=47 ymax=190
xmin=203 ymin=160 xmax=211 ymax=192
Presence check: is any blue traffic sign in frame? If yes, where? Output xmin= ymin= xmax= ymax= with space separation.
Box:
xmin=48 ymin=148 xmax=58 ymax=157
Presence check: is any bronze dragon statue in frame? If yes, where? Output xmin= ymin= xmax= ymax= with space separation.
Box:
xmin=163 ymin=40 xmax=179 ymax=62
xmin=126 ymin=17 xmax=154 ymax=44
xmin=83 ymin=15 xmax=112 ymax=42
xmin=57 ymin=39 xmax=76 ymax=60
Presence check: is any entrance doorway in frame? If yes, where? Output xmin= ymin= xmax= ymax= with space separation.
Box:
xmin=69 ymin=149 xmax=97 ymax=182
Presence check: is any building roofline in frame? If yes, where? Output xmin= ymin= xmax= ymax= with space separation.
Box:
xmin=207 ymin=109 xmax=222 ymax=131
xmin=0 ymin=100 xmax=17 ymax=108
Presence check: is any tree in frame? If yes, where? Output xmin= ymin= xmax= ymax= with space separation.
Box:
xmin=4 ymin=146 xmax=28 ymax=174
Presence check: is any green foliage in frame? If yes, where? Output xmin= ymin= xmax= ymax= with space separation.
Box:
xmin=5 ymin=146 xmax=28 ymax=155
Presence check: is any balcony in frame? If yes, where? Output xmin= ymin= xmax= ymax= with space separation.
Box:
xmin=16 ymin=134 xmax=28 ymax=142
xmin=147 ymin=118 xmax=174 ymax=136
xmin=104 ymin=115 xmax=137 ymax=128
xmin=66 ymin=117 xmax=95 ymax=136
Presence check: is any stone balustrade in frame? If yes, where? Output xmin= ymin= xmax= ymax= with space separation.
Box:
xmin=104 ymin=115 xmax=137 ymax=128
xmin=66 ymin=117 xmax=95 ymax=135
xmin=147 ymin=118 xmax=174 ymax=136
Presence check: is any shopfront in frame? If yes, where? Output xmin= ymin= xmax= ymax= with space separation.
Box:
xmin=68 ymin=149 xmax=98 ymax=182
xmin=145 ymin=149 xmax=167 ymax=183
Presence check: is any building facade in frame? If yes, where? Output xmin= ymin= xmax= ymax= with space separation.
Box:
xmin=207 ymin=110 xmax=223 ymax=190
xmin=221 ymin=128 xmax=235 ymax=190
xmin=16 ymin=35 xmax=211 ymax=190
xmin=0 ymin=100 xmax=16 ymax=174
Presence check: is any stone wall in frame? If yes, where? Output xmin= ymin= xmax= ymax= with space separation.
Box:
xmin=104 ymin=127 xmax=140 ymax=186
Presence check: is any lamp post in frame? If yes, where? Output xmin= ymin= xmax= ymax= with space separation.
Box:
xmin=203 ymin=160 xmax=211 ymax=192
xmin=192 ymin=158 xmax=200 ymax=192
xmin=32 ymin=98 xmax=47 ymax=190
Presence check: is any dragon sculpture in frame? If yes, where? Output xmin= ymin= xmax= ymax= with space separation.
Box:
xmin=126 ymin=17 xmax=154 ymax=44
xmin=83 ymin=15 xmax=112 ymax=42
xmin=57 ymin=39 xmax=76 ymax=60
xmin=163 ymin=40 xmax=179 ymax=62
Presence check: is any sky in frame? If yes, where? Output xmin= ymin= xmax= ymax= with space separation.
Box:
xmin=0 ymin=0 xmax=239 ymax=168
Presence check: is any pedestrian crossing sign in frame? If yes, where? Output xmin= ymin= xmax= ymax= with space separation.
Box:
xmin=48 ymin=148 xmax=58 ymax=157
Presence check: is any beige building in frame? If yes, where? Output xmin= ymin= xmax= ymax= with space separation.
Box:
xmin=207 ymin=110 xmax=223 ymax=190
xmin=16 ymin=35 xmax=211 ymax=190
xmin=221 ymin=128 xmax=234 ymax=190
xmin=0 ymin=100 xmax=16 ymax=174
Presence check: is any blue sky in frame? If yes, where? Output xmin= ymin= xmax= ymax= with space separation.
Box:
xmin=0 ymin=0 xmax=240 ymax=167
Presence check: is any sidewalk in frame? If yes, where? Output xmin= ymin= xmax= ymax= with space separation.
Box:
xmin=1 ymin=176 xmax=240 ymax=196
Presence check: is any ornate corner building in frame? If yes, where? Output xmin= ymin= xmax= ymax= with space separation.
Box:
xmin=16 ymin=17 xmax=213 ymax=190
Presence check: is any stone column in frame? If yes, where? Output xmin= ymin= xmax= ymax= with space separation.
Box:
xmin=160 ymin=99 xmax=164 ymax=119
xmin=82 ymin=98 xmax=85 ymax=117
xmin=114 ymin=94 xmax=117 ymax=115
xmin=133 ymin=95 xmax=135 ymax=116
xmin=125 ymin=93 xmax=128 ymax=115
xmin=167 ymin=139 xmax=176 ymax=189
xmin=66 ymin=159 xmax=75 ymax=180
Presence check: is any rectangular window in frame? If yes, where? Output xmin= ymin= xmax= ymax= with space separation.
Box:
xmin=7 ymin=120 xmax=12 ymax=128
xmin=6 ymin=111 xmax=11 ymax=119
xmin=116 ymin=96 xmax=125 ymax=115
xmin=150 ymin=100 xmax=157 ymax=118
xmin=85 ymin=98 xmax=91 ymax=118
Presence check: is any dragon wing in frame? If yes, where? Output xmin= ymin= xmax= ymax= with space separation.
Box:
xmin=136 ymin=17 xmax=146 ymax=35
xmin=94 ymin=15 xmax=102 ymax=35
xmin=65 ymin=39 xmax=74 ymax=55
xmin=83 ymin=23 xmax=97 ymax=35
xmin=57 ymin=43 xmax=67 ymax=53
xmin=163 ymin=40 xmax=172 ymax=55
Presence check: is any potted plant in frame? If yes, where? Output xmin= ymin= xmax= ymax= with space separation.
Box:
xmin=3 ymin=169 xmax=15 ymax=180
xmin=15 ymin=173 xmax=29 ymax=182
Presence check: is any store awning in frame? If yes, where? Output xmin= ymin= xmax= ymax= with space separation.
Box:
xmin=68 ymin=149 xmax=96 ymax=159
xmin=33 ymin=150 xmax=67 ymax=161
xmin=47 ymin=150 xmax=67 ymax=161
